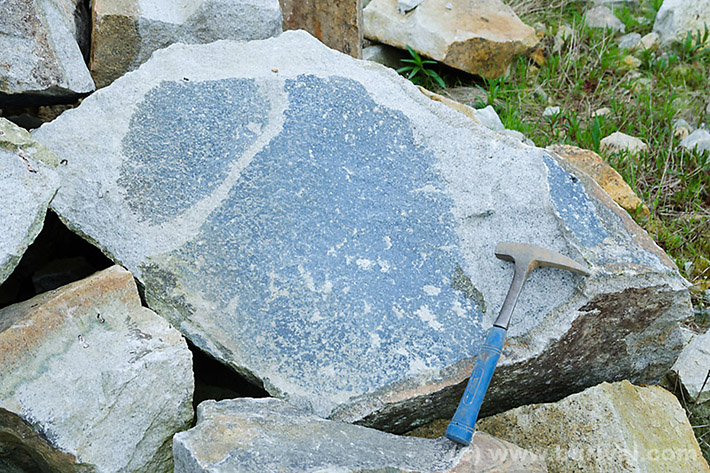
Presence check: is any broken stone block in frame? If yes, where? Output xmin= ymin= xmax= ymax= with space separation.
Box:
xmin=173 ymin=398 xmax=547 ymax=472
xmin=33 ymin=31 xmax=691 ymax=434
xmin=0 ymin=0 xmax=94 ymax=105
xmin=363 ymin=0 xmax=539 ymax=79
xmin=0 ymin=266 xmax=194 ymax=472
xmin=89 ymin=0 xmax=283 ymax=88
xmin=0 ymin=118 xmax=58 ymax=285
xmin=477 ymin=381 xmax=710 ymax=473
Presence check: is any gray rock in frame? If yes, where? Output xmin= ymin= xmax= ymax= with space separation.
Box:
xmin=34 ymin=31 xmax=691 ymax=433
xmin=542 ymin=106 xmax=561 ymax=117
xmin=474 ymin=105 xmax=505 ymax=131
xmin=89 ymin=0 xmax=283 ymax=88
xmin=0 ymin=266 xmax=194 ymax=473
xmin=585 ymin=6 xmax=625 ymax=33
xmin=363 ymin=43 xmax=409 ymax=69
xmin=0 ymin=118 xmax=58 ymax=285
xmin=173 ymin=398 xmax=547 ymax=473
xmin=654 ymin=0 xmax=710 ymax=46
xmin=600 ymin=131 xmax=648 ymax=157
xmin=592 ymin=0 xmax=638 ymax=6
xmin=669 ymin=329 xmax=710 ymax=405
xmin=673 ymin=118 xmax=692 ymax=139
xmin=679 ymin=128 xmax=710 ymax=154
xmin=0 ymin=0 xmax=94 ymax=105
xmin=618 ymin=32 xmax=642 ymax=50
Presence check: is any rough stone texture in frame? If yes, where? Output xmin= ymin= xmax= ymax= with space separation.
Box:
xmin=0 ymin=118 xmax=58 ymax=285
xmin=547 ymin=144 xmax=649 ymax=217
xmin=280 ymin=0 xmax=362 ymax=58
xmin=600 ymin=131 xmax=648 ymax=157
xmin=585 ymin=6 xmax=625 ymax=33
xmin=173 ymin=398 xmax=547 ymax=473
xmin=0 ymin=266 xmax=194 ymax=473
xmin=0 ymin=0 xmax=94 ymax=105
xmin=363 ymin=0 xmax=539 ymax=79
xmin=90 ymin=0 xmax=283 ymax=88
xmin=680 ymin=128 xmax=710 ymax=154
xmin=668 ymin=329 xmax=710 ymax=405
xmin=654 ymin=0 xmax=710 ymax=46
xmin=477 ymin=381 xmax=710 ymax=473
xmin=34 ymin=31 xmax=691 ymax=433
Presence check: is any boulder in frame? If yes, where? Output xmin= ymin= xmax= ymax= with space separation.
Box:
xmin=585 ymin=6 xmax=625 ymax=33
xmin=0 ymin=0 xmax=94 ymax=105
xmin=89 ymin=0 xmax=283 ymax=88
xmin=547 ymin=144 xmax=649 ymax=217
xmin=600 ymin=131 xmax=648 ymax=157
xmin=477 ymin=381 xmax=710 ymax=473
xmin=654 ymin=0 xmax=710 ymax=46
xmin=0 ymin=266 xmax=194 ymax=472
xmin=173 ymin=398 xmax=547 ymax=472
xmin=363 ymin=0 xmax=539 ymax=79
xmin=0 ymin=118 xmax=58 ymax=285
xmin=33 ymin=31 xmax=691 ymax=433
xmin=679 ymin=129 xmax=710 ymax=154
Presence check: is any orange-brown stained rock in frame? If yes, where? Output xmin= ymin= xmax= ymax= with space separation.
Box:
xmin=548 ymin=144 xmax=649 ymax=217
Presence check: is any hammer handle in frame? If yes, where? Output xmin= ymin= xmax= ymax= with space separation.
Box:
xmin=445 ymin=325 xmax=507 ymax=446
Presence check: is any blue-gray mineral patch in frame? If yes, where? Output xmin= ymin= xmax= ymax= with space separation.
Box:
xmin=142 ymin=75 xmax=486 ymax=407
xmin=119 ymin=78 xmax=269 ymax=225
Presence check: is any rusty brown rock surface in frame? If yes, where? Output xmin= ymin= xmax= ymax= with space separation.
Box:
xmin=280 ymin=0 xmax=363 ymax=57
xmin=0 ymin=266 xmax=194 ymax=473
xmin=547 ymin=144 xmax=649 ymax=217
xmin=174 ymin=398 xmax=547 ymax=473
xmin=363 ymin=0 xmax=539 ymax=78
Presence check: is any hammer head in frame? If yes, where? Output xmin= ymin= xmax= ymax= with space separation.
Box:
xmin=495 ymin=242 xmax=590 ymax=276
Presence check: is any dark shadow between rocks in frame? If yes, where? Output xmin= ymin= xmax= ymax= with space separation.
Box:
xmin=0 ymin=210 xmax=114 ymax=310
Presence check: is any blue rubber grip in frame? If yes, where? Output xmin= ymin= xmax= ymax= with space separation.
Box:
xmin=445 ymin=325 xmax=507 ymax=446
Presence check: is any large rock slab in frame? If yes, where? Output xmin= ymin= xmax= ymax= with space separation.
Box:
xmin=89 ymin=0 xmax=283 ymax=88
xmin=0 ymin=0 xmax=94 ymax=105
xmin=0 ymin=118 xmax=58 ymax=285
xmin=363 ymin=0 xmax=539 ymax=79
xmin=174 ymin=398 xmax=547 ymax=472
xmin=654 ymin=0 xmax=710 ymax=46
xmin=33 ymin=31 xmax=691 ymax=433
xmin=477 ymin=381 xmax=710 ymax=473
xmin=0 ymin=266 xmax=194 ymax=472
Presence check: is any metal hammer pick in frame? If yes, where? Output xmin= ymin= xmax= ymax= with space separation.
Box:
xmin=445 ymin=242 xmax=590 ymax=446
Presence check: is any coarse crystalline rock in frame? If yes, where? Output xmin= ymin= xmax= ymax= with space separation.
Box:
xmin=33 ymin=31 xmax=692 ymax=433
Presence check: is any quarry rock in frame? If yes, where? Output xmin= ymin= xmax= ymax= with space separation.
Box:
xmin=585 ymin=6 xmax=625 ymax=33
xmin=0 ymin=266 xmax=194 ymax=472
xmin=0 ymin=118 xmax=58 ymax=285
xmin=668 ymin=329 xmax=710 ymax=405
xmin=363 ymin=0 xmax=539 ymax=79
xmin=0 ymin=0 xmax=94 ymax=104
xmin=173 ymin=398 xmax=547 ymax=473
xmin=34 ymin=31 xmax=691 ymax=433
xmin=89 ymin=0 xmax=282 ymax=88
xmin=654 ymin=0 xmax=710 ymax=46
xmin=477 ymin=381 xmax=710 ymax=473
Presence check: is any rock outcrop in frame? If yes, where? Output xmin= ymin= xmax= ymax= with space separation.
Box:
xmin=174 ymin=398 xmax=547 ymax=472
xmin=0 ymin=266 xmax=194 ymax=472
xmin=0 ymin=0 xmax=94 ymax=105
xmin=89 ymin=0 xmax=283 ymax=88
xmin=33 ymin=31 xmax=691 ymax=433
xmin=363 ymin=0 xmax=539 ymax=79
xmin=477 ymin=381 xmax=710 ymax=473
xmin=0 ymin=118 xmax=58 ymax=284
xmin=654 ymin=0 xmax=710 ymax=46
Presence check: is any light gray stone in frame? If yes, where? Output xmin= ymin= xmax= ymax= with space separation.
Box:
xmin=474 ymin=105 xmax=504 ymax=131
xmin=673 ymin=118 xmax=692 ymax=139
xmin=640 ymin=32 xmax=660 ymax=50
xmin=654 ymin=0 xmax=710 ymax=46
xmin=542 ymin=106 xmax=561 ymax=117
xmin=173 ymin=398 xmax=547 ymax=473
xmin=0 ymin=118 xmax=58 ymax=285
xmin=600 ymin=131 xmax=648 ymax=156
xmin=34 ymin=31 xmax=691 ymax=433
xmin=618 ymin=32 xmax=642 ymax=50
xmin=0 ymin=266 xmax=194 ymax=473
xmin=679 ymin=128 xmax=710 ymax=154
xmin=670 ymin=329 xmax=710 ymax=405
xmin=0 ymin=0 xmax=94 ymax=104
xmin=90 ymin=0 xmax=283 ymax=88
xmin=363 ymin=43 xmax=408 ymax=69
xmin=585 ymin=6 xmax=625 ymax=33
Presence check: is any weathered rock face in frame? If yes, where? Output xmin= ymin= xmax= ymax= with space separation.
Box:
xmin=0 ymin=118 xmax=58 ymax=285
xmin=363 ymin=0 xmax=539 ymax=79
xmin=173 ymin=398 xmax=547 ymax=473
xmin=477 ymin=381 xmax=710 ymax=473
xmin=0 ymin=266 xmax=194 ymax=473
xmin=34 ymin=31 xmax=691 ymax=433
xmin=0 ymin=0 xmax=94 ymax=105
xmin=654 ymin=0 xmax=710 ymax=46
xmin=90 ymin=0 xmax=283 ymax=88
